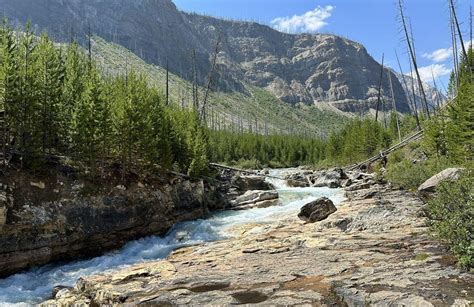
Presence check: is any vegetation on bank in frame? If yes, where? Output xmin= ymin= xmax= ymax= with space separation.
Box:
xmin=384 ymin=49 xmax=473 ymax=269
xmin=0 ymin=24 xmax=209 ymax=177
xmin=209 ymin=115 xmax=408 ymax=169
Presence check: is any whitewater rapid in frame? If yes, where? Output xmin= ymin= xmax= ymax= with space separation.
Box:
xmin=0 ymin=169 xmax=345 ymax=306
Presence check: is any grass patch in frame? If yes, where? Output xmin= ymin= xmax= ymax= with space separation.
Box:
xmin=385 ymin=157 xmax=454 ymax=191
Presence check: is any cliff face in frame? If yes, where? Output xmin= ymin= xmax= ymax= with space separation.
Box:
xmin=0 ymin=0 xmax=411 ymax=112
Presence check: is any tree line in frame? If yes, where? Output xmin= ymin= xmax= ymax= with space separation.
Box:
xmin=208 ymin=114 xmax=406 ymax=168
xmin=0 ymin=23 xmax=208 ymax=176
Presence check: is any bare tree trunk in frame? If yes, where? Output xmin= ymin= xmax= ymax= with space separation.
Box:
xmin=166 ymin=60 xmax=169 ymax=106
xmin=450 ymin=7 xmax=459 ymax=95
xmin=375 ymin=54 xmax=385 ymax=123
xmin=399 ymin=0 xmax=430 ymax=119
xmin=471 ymin=5 xmax=473 ymax=82
xmin=387 ymin=69 xmax=402 ymax=142
xmin=449 ymin=0 xmax=468 ymax=60
xmin=431 ymin=71 xmax=442 ymax=110
xmin=192 ymin=49 xmax=198 ymax=111
xmin=395 ymin=50 xmax=421 ymax=129
xmin=200 ymin=33 xmax=222 ymax=122
xmin=88 ymin=23 xmax=92 ymax=66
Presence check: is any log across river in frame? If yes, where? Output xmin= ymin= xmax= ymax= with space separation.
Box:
xmin=0 ymin=169 xmax=345 ymax=306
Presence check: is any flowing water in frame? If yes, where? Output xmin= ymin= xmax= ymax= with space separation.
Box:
xmin=0 ymin=169 xmax=345 ymax=306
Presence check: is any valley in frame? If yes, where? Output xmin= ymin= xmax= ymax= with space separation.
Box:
xmin=0 ymin=0 xmax=471 ymax=306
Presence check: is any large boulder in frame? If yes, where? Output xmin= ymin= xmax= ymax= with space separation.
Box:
xmin=285 ymin=172 xmax=310 ymax=187
xmin=418 ymin=168 xmax=464 ymax=196
xmin=233 ymin=175 xmax=274 ymax=191
xmin=298 ymin=197 xmax=337 ymax=223
xmin=287 ymin=179 xmax=309 ymax=188
xmin=310 ymin=170 xmax=343 ymax=188
xmin=231 ymin=190 xmax=279 ymax=210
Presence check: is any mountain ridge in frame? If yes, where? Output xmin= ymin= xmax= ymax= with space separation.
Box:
xmin=0 ymin=0 xmax=444 ymax=116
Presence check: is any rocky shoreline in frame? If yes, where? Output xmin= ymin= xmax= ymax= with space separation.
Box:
xmin=0 ymin=165 xmax=234 ymax=278
xmin=40 ymin=169 xmax=473 ymax=306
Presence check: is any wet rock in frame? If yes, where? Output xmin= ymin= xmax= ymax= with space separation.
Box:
xmin=418 ymin=168 xmax=464 ymax=197
xmin=298 ymin=197 xmax=337 ymax=223
xmin=233 ymin=199 xmax=279 ymax=211
xmin=233 ymin=175 xmax=274 ymax=191
xmin=287 ymin=179 xmax=309 ymax=188
xmin=232 ymin=190 xmax=279 ymax=209
xmin=175 ymin=230 xmax=190 ymax=242
xmin=52 ymin=285 xmax=72 ymax=298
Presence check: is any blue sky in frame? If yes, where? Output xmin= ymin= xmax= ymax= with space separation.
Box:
xmin=173 ymin=0 xmax=472 ymax=91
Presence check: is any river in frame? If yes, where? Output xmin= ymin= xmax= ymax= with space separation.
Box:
xmin=0 ymin=169 xmax=345 ymax=306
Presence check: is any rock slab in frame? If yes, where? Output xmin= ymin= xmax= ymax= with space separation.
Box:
xmin=418 ymin=168 xmax=464 ymax=196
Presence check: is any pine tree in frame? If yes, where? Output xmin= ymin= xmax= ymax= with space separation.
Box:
xmin=61 ymin=42 xmax=86 ymax=152
xmin=36 ymin=33 xmax=64 ymax=154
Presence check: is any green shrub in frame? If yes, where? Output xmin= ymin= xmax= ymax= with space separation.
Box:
xmin=427 ymin=171 xmax=473 ymax=269
xmin=385 ymin=157 xmax=453 ymax=191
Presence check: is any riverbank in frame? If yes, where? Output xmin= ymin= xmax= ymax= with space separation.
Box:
xmin=40 ymin=170 xmax=473 ymax=306
xmin=0 ymin=162 xmax=231 ymax=279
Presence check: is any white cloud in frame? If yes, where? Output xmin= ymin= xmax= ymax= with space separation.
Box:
xmin=422 ymin=40 xmax=474 ymax=64
xmin=422 ymin=48 xmax=452 ymax=63
xmin=464 ymin=40 xmax=474 ymax=51
xmin=417 ymin=64 xmax=452 ymax=82
xmin=271 ymin=5 xmax=334 ymax=33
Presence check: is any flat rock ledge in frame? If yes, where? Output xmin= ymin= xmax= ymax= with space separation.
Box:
xmin=42 ymin=183 xmax=473 ymax=306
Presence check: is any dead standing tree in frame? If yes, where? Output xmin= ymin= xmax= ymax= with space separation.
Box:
xmin=191 ymin=49 xmax=198 ymax=111
xmin=166 ymin=60 xmax=169 ymax=106
xmin=449 ymin=0 xmax=468 ymax=61
xmin=375 ymin=53 xmax=385 ymax=123
xmin=398 ymin=0 xmax=430 ymax=119
xmin=200 ymin=33 xmax=222 ymax=122
xmin=395 ymin=50 xmax=421 ymax=129
xmin=387 ymin=68 xmax=402 ymax=142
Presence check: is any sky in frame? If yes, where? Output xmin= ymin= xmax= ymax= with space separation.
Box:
xmin=173 ymin=0 xmax=473 ymax=91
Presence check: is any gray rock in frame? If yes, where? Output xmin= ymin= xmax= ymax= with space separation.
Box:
xmin=52 ymin=285 xmax=72 ymax=298
xmin=287 ymin=179 xmax=309 ymax=188
xmin=298 ymin=197 xmax=337 ymax=223
xmin=234 ymin=175 xmax=274 ymax=191
xmin=311 ymin=170 xmax=343 ymax=188
xmin=418 ymin=168 xmax=464 ymax=196
xmin=232 ymin=190 xmax=279 ymax=208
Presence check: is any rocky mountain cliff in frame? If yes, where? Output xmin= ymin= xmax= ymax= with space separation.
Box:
xmin=1 ymin=0 xmax=418 ymax=113
xmin=393 ymin=70 xmax=448 ymax=112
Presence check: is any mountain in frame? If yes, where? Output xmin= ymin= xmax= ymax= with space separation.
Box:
xmin=92 ymin=36 xmax=348 ymax=136
xmin=392 ymin=70 xmax=448 ymax=112
xmin=1 ymin=0 xmax=413 ymax=116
